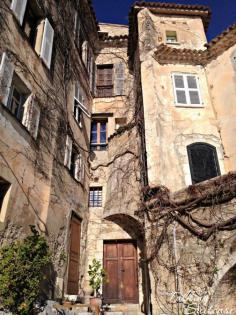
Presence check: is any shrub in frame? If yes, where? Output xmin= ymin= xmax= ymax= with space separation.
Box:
xmin=0 ymin=226 xmax=51 ymax=315
xmin=88 ymin=258 xmax=106 ymax=297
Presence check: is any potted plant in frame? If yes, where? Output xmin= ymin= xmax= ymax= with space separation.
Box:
xmin=88 ymin=258 xmax=106 ymax=312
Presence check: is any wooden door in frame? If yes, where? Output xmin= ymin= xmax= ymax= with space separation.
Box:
xmin=67 ymin=215 xmax=81 ymax=294
xmin=103 ymin=241 xmax=138 ymax=304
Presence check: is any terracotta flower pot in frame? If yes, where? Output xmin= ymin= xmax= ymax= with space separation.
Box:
xmin=89 ymin=297 xmax=102 ymax=315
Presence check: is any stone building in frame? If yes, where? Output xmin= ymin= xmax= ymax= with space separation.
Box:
xmin=0 ymin=1 xmax=236 ymax=315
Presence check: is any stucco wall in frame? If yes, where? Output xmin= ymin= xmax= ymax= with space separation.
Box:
xmin=206 ymin=44 xmax=236 ymax=171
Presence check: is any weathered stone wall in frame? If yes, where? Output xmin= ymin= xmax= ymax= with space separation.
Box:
xmin=84 ymin=23 xmax=144 ymax=310
xmin=0 ymin=0 xmax=96 ymax=298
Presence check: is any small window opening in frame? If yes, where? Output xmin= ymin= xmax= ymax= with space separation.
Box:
xmin=166 ymin=30 xmax=178 ymax=43
xmin=89 ymin=187 xmax=102 ymax=207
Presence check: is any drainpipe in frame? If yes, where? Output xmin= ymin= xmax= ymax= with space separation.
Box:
xmin=173 ymin=223 xmax=181 ymax=315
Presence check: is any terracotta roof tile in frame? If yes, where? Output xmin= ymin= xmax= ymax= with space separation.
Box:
xmin=153 ymin=22 xmax=236 ymax=66
xmin=128 ymin=1 xmax=211 ymax=67
xmin=133 ymin=1 xmax=210 ymax=12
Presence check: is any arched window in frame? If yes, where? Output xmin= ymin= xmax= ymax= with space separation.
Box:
xmin=187 ymin=143 xmax=220 ymax=184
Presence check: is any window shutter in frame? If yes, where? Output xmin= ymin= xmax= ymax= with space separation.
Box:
xmin=40 ymin=18 xmax=54 ymax=69
xmin=92 ymin=60 xmax=96 ymax=95
xmin=11 ymin=0 xmax=27 ymax=25
xmin=89 ymin=54 xmax=94 ymax=91
xmin=0 ymin=53 xmax=14 ymax=106
xmin=173 ymin=74 xmax=187 ymax=104
xmin=114 ymin=62 xmax=125 ymax=96
xmin=74 ymin=153 xmax=83 ymax=182
xmin=64 ymin=135 xmax=73 ymax=169
xmin=74 ymin=11 xmax=78 ymax=36
xmin=82 ymin=41 xmax=88 ymax=66
xmin=187 ymin=75 xmax=201 ymax=105
xmin=22 ymin=94 xmax=40 ymax=139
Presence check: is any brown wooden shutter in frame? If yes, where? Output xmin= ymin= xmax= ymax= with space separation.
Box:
xmin=67 ymin=216 xmax=81 ymax=295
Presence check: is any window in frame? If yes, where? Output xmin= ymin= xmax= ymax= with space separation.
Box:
xmin=0 ymin=178 xmax=10 ymax=213
xmin=96 ymin=63 xmax=126 ymax=97
xmin=89 ymin=187 xmax=102 ymax=207
xmin=187 ymin=143 xmax=220 ymax=184
xmin=172 ymin=73 xmax=202 ymax=106
xmin=22 ymin=1 xmax=43 ymax=48
xmin=97 ymin=65 xmax=113 ymax=97
xmin=74 ymin=83 xmax=90 ymax=127
xmin=7 ymin=73 xmax=30 ymax=123
xmin=0 ymin=53 xmax=41 ymax=139
xmin=166 ymin=30 xmax=178 ymax=43
xmin=11 ymin=0 xmax=54 ymax=69
xmin=64 ymin=135 xmax=85 ymax=183
xmin=90 ymin=120 xmax=107 ymax=151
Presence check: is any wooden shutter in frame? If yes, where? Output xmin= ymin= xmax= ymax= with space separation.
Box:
xmin=74 ymin=152 xmax=82 ymax=182
xmin=73 ymin=10 xmax=78 ymax=36
xmin=114 ymin=62 xmax=125 ymax=96
xmin=92 ymin=60 xmax=96 ymax=95
xmin=64 ymin=135 xmax=73 ymax=169
xmin=22 ymin=95 xmax=40 ymax=139
xmin=67 ymin=216 xmax=81 ymax=295
xmin=186 ymin=75 xmax=201 ymax=105
xmin=11 ymin=0 xmax=27 ymax=25
xmin=173 ymin=74 xmax=187 ymax=104
xmin=82 ymin=41 xmax=88 ymax=66
xmin=0 ymin=53 xmax=14 ymax=106
xmin=89 ymin=54 xmax=94 ymax=91
xmin=40 ymin=18 xmax=54 ymax=69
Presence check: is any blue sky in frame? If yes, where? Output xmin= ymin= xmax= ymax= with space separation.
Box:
xmin=92 ymin=0 xmax=236 ymax=41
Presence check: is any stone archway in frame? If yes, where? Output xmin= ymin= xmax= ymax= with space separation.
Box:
xmin=210 ymin=264 xmax=236 ymax=314
xmin=104 ymin=213 xmax=144 ymax=242
xmin=103 ymin=213 xmax=151 ymax=314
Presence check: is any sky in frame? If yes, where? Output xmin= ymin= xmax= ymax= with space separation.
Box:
xmin=92 ymin=0 xmax=236 ymax=41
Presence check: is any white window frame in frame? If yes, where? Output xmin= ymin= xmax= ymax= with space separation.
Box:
xmin=172 ymin=73 xmax=204 ymax=108
xmin=74 ymin=83 xmax=91 ymax=125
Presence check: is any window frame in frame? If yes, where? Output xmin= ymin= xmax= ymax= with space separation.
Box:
xmin=89 ymin=187 xmax=102 ymax=207
xmin=90 ymin=120 xmax=108 ymax=151
xmin=187 ymin=142 xmax=221 ymax=184
xmin=64 ymin=135 xmax=85 ymax=184
xmin=166 ymin=30 xmax=178 ymax=44
xmin=172 ymin=72 xmax=203 ymax=107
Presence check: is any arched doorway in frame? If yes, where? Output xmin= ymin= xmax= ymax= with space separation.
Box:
xmin=211 ymin=264 xmax=236 ymax=313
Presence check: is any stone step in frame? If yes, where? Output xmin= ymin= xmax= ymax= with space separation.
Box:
xmin=103 ymin=303 xmax=142 ymax=315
